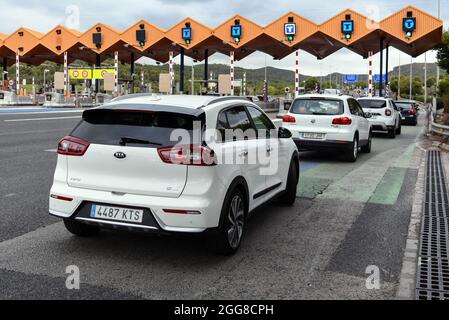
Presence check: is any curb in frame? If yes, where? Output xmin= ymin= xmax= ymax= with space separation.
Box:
xmin=396 ymin=147 xmax=426 ymax=300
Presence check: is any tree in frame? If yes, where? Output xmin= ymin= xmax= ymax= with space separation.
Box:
xmin=304 ymin=77 xmax=319 ymax=92
xmin=437 ymin=30 xmax=449 ymax=74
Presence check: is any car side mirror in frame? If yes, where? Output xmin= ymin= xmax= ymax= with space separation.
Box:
xmin=278 ymin=127 xmax=292 ymax=139
xmin=364 ymin=112 xmax=372 ymax=119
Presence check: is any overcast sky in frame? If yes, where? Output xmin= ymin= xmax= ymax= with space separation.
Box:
xmin=1 ymin=0 xmax=448 ymax=76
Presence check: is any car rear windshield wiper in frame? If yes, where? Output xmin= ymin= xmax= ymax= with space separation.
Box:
xmin=312 ymin=112 xmax=330 ymax=115
xmin=119 ymin=137 xmax=162 ymax=146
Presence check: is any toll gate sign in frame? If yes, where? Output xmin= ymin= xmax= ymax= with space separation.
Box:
xmin=344 ymin=74 xmax=358 ymax=84
xmin=284 ymin=23 xmax=296 ymax=36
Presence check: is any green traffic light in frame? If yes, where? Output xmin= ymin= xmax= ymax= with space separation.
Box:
xmin=234 ymin=37 xmax=240 ymax=43
xmin=287 ymin=35 xmax=294 ymax=41
xmin=406 ymin=31 xmax=412 ymax=38
xmin=345 ymin=33 xmax=352 ymax=40
xmin=139 ymin=41 xmax=145 ymax=47
xmin=186 ymin=39 xmax=191 ymax=44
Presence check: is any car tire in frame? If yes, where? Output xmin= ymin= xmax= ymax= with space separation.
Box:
xmin=277 ymin=158 xmax=299 ymax=206
xmin=344 ymin=136 xmax=358 ymax=162
xmin=396 ymin=122 xmax=402 ymax=135
xmin=413 ymin=118 xmax=418 ymax=126
xmin=214 ymin=188 xmax=246 ymax=255
xmin=361 ymin=132 xmax=372 ymax=153
xmin=388 ymin=128 xmax=396 ymax=139
xmin=63 ymin=219 xmax=100 ymax=237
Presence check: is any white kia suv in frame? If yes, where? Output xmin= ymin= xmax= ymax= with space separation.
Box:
xmin=282 ymin=94 xmax=372 ymax=162
xmin=357 ymin=97 xmax=402 ymax=138
xmin=49 ymin=95 xmax=299 ymax=254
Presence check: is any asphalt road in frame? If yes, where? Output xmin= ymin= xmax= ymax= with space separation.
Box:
xmin=0 ymin=107 xmax=425 ymax=299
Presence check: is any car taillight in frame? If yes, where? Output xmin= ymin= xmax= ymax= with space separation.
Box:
xmin=385 ymin=109 xmax=392 ymax=116
xmin=332 ymin=117 xmax=352 ymax=125
xmin=50 ymin=194 xmax=73 ymax=202
xmin=408 ymin=108 xmax=416 ymax=115
xmin=282 ymin=115 xmax=296 ymax=123
xmin=157 ymin=144 xmax=217 ymax=166
xmin=163 ymin=209 xmax=201 ymax=215
xmin=57 ymin=136 xmax=89 ymax=156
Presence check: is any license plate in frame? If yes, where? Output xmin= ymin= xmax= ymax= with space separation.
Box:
xmin=302 ymin=132 xmax=325 ymax=139
xmin=90 ymin=204 xmax=144 ymax=223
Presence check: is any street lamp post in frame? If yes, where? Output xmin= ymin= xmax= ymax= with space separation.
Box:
xmin=191 ymin=59 xmax=197 ymax=95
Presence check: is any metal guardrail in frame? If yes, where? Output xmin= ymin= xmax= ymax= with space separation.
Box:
xmin=430 ymin=111 xmax=449 ymax=137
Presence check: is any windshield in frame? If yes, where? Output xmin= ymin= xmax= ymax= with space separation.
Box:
xmin=71 ymin=109 xmax=203 ymax=148
xmin=395 ymin=102 xmax=413 ymax=109
xmin=358 ymin=99 xmax=387 ymax=109
xmin=290 ymin=98 xmax=343 ymax=115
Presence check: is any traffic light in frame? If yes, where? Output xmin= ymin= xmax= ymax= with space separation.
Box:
xmin=136 ymin=29 xmax=147 ymax=47
xmin=403 ymin=12 xmax=416 ymax=38
xmin=341 ymin=16 xmax=354 ymax=41
xmin=231 ymin=19 xmax=242 ymax=44
xmin=182 ymin=22 xmax=192 ymax=45
xmin=284 ymin=17 xmax=296 ymax=42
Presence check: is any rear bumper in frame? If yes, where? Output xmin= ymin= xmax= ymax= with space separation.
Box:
xmin=293 ymin=138 xmax=352 ymax=151
xmin=368 ymin=119 xmax=395 ymax=132
xmin=400 ymin=115 xmax=417 ymax=124
xmin=49 ymin=180 xmax=226 ymax=234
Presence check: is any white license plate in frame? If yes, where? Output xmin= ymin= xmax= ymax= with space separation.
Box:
xmin=302 ymin=132 xmax=325 ymax=139
xmin=90 ymin=204 xmax=144 ymax=223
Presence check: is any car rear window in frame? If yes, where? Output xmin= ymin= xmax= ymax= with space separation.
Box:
xmin=290 ymin=98 xmax=343 ymax=115
xmin=71 ymin=109 xmax=203 ymax=148
xmin=358 ymin=99 xmax=387 ymax=109
xmin=395 ymin=102 xmax=413 ymax=109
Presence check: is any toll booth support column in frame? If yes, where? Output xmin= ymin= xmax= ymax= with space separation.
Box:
xmin=63 ymin=52 xmax=68 ymax=96
xmin=169 ymin=51 xmax=174 ymax=95
xmin=130 ymin=52 xmax=135 ymax=94
xmin=15 ymin=52 xmax=20 ymax=95
xmin=204 ymin=49 xmax=209 ymax=93
xmin=379 ymin=38 xmax=384 ymax=97
xmin=385 ymin=45 xmax=389 ymax=91
xmin=95 ymin=53 xmax=100 ymax=94
xmin=114 ymin=51 xmax=119 ymax=95
xmin=230 ymin=51 xmax=235 ymax=96
xmin=295 ymin=50 xmax=299 ymax=98
xmin=368 ymin=51 xmax=373 ymax=97
xmin=180 ymin=47 xmax=185 ymax=94
xmin=2 ymin=57 xmax=7 ymax=81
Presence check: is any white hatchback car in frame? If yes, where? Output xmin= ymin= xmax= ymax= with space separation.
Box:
xmin=357 ymin=97 xmax=402 ymax=138
xmin=282 ymin=94 xmax=372 ymax=162
xmin=49 ymin=95 xmax=299 ymax=254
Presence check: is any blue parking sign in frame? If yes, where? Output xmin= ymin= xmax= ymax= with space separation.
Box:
xmin=284 ymin=23 xmax=296 ymax=36
xmin=344 ymin=74 xmax=358 ymax=83
xmin=373 ymin=74 xmax=387 ymax=83
xmin=403 ymin=18 xmax=416 ymax=31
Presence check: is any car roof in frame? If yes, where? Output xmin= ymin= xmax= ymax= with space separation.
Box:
xmin=358 ymin=97 xmax=391 ymax=101
xmin=295 ymin=94 xmax=349 ymax=100
xmin=104 ymin=94 xmax=250 ymax=110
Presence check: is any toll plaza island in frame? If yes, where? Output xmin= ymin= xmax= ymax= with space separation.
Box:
xmin=0 ymin=5 xmax=443 ymax=107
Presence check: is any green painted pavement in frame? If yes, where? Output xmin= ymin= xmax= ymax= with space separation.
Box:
xmin=369 ymin=167 xmax=408 ymax=205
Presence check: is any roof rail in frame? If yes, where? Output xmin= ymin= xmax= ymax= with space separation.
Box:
xmin=203 ymin=96 xmax=249 ymax=107
xmin=110 ymin=93 xmax=161 ymax=103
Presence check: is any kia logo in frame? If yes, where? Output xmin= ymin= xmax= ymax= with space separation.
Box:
xmin=311 ymin=119 xmax=316 ymax=124
xmin=114 ymin=152 xmax=126 ymax=159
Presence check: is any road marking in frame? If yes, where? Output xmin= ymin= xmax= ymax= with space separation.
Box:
xmin=44 ymin=149 xmax=57 ymax=153
xmin=4 ymin=116 xmax=81 ymax=122
xmin=0 ymin=109 xmax=85 ymax=116
xmin=369 ymin=167 xmax=408 ymax=205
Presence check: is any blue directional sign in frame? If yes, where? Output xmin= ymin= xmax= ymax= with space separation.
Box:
xmin=344 ymin=74 xmax=358 ymax=83
xmin=231 ymin=25 xmax=242 ymax=38
xmin=284 ymin=23 xmax=296 ymax=36
xmin=403 ymin=18 xmax=416 ymax=31
xmin=373 ymin=74 xmax=387 ymax=83
xmin=341 ymin=20 xmax=354 ymax=33
xmin=182 ymin=28 xmax=192 ymax=40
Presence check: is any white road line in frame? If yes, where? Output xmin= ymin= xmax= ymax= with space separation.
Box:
xmin=0 ymin=109 xmax=85 ymax=116
xmin=4 ymin=116 xmax=81 ymax=122
xmin=44 ymin=149 xmax=57 ymax=153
